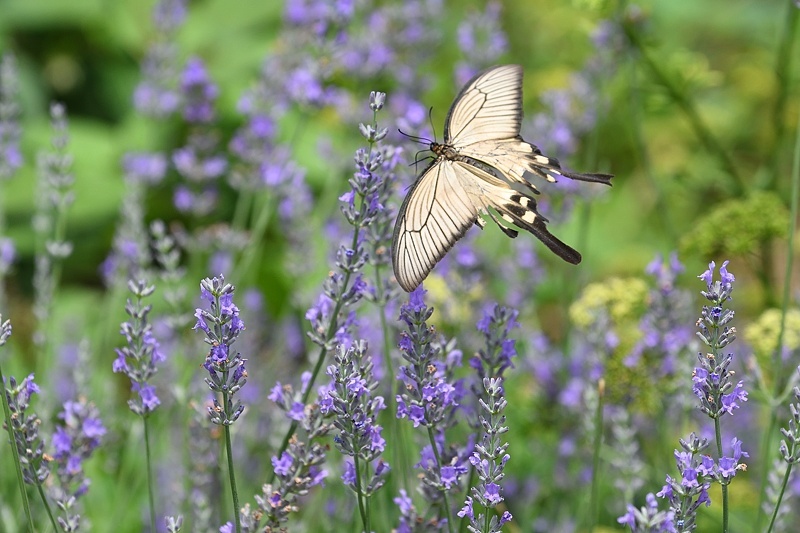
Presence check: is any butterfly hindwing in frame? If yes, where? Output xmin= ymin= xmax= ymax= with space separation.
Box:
xmin=453 ymin=161 xmax=581 ymax=264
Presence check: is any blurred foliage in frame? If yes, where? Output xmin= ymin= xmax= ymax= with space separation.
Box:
xmin=680 ymin=191 xmax=789 ymax=258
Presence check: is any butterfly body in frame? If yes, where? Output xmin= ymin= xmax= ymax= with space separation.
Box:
xmin=392 ymin=65 xmax=612 ymax=292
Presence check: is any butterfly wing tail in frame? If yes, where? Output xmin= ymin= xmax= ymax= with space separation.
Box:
xmin=525 ymin=215 xmax=582 ymax=264
xmin=527 ymin=152 xmax=613 ymax=186
xmin=558 ymin=169 xmax=614 ymax=185
xmin=483 ymin=186 xmax=582 ymax=265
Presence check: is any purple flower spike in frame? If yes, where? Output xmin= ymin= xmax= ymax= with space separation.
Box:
xmin=0 ymin=53 xmax=23 ymax=181
xmin=193 ymin=275 xmax=247 ymax=426
xmin=460 ymin=377 xmax=512 ymax=532
xmin=113 ymin=280 xmax=164 ymax=416
xmin=49 ymin=398 xmax=106 ymax=529
xmin=325 ymin=341 xmax=390 ymax=508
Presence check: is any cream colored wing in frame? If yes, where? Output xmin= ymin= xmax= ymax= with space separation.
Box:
xmin=392 ymin=159 xmax=480 ymax=292
xmin=444 ymin=64 xmax=523 ymax=148
xmin=459 ymin=138 xmax=613 ymax=187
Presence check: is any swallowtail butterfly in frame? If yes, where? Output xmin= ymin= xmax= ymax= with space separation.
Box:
xmin=391 ymin=64 xmax=613 ymax=292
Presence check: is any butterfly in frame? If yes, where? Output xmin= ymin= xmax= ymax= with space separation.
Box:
xmin=391 ymin=64 xmax=613 ymax=292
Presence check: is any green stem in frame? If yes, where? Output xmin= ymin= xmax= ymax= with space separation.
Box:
xmin=270 ymin=202 xmax=364 ymax=483
xmin=0 ymin=181 xmax=6 ymax=311
xmin=373 ymin=263 xmax=408 ymax=497
xmin=715 ymin=416 xmax=729 ymax=533
xmin=588 ymin=379 xmax=605 ymax=533
xmin=459 ymin=468 xmax=477 ymax=533
xmin=231 ymin=187 xmax=254 ymax=232
xmin=143 ymin=415 xmax=157 ymax=533
xmin=772 ymin=82 xmax=800 ymax=394
xmin=374 ymin=265 xmax=395 ymax=398
xmin=758 ymin=85 xmax=800 ymax=529
xmin=35 ymin=479 xmax=58 ymax=532
xmin=271 ymin=107 xmax=380 ymax=481
xmin=353 ymin=454 xmax=369 ymax=531
xmin=223 ymin=405 xmax=242 ymax=533
xmin=621 ymin=20 xmax=745 ymax=196
xmin=757 ymin=410 xmax=780 ymax=531
xmin=766 ymin=462 xmax=794 ymax=533
xmin=758 ymin=241 xmax=776 ymax=308
xmin=233 ymin=194 xmax=274 ymax=284
xmin=767 ymin=1 xmax=800 ymax=191
xmin=426 ymin=426 xmax=454 ymax=533
xmin=626 ymin=44 xmax=676 ymax=241
xmin=0 ymin=365 xmax=35 ymax=533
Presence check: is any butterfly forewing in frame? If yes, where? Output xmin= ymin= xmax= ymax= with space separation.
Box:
xmin=444 ymin=65 xmax=523 ymax=147
xmin=392 ymin=160 xmax=479 ymax=292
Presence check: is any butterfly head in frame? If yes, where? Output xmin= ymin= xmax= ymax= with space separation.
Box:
xmin=430 ymin=141 xmax=457 ymax=160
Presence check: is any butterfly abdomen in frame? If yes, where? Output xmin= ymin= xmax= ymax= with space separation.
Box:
xmin=432 ymin=142 xmax=508 ymax=184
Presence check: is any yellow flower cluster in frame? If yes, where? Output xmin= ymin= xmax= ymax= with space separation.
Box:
xmin=569 ymin=277 xmax=649 ymax=329
xmin=743 ymin=308 xmax=800 ymax=361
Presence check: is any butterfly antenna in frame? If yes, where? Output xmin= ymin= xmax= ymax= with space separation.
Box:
xmin=398 ymin=128 xmax=432 ymax=145
xmin=428 ymin=106 xmax=437 ymax=142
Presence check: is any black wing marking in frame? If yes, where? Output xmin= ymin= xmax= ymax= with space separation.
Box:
xmin=453 ymin=161 xmax=582 ymax=264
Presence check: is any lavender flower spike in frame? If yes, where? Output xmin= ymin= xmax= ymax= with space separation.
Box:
xmin=655 ymin=261 xmax=747 ymax=533
xmin=0 ymin=315 xmax=10 ymax=346
xmin=693 ymin=260 xmax=747 ymax=420
xmin=4 ymin=374 xmax=49 ymax=486
xmin=460 ymin=377 xmax=512 ymax=533
xmin=617 ymin=493 xmax=674 ymax=532
xmin=50 ymin=398 xmax=106 ymax=531
xmin=396 ymin=286 xmax=465 ymax=530
xmin=193 ymin=275 xmax=247 ymax=425
xmin=113 ymin=279 xmax=165 ymax=415
xmin=323 ymin=341 xmax=390 ymax=532
xmin=192 ymin=275 xmax=248 ymax=532
xmin=0 ymin=52 xmax=23 ymax=180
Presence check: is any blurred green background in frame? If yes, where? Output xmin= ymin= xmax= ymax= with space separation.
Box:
xmin=0 ymin=0 xmax=794 ymax=302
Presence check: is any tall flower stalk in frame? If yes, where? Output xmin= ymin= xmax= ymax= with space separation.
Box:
xmin=458 ymin=378 xmax=513 ymax=533
xmin=271 ymin=91 xmax=387 ymax=477
xmin=49 ymin=398 xmax=106 ymax=531
xmin=629 ymin=261 xmax=748 ymax=533
xmin=396 ymin=287 xmax=465 ymax=532
xmin=360 ymin=90 xmax=401 ymax=386
xmin=323 ymin=341 xmax=390 ymax=531
xmin=2 ymin=373 xmax=58 ymax=531
xmin=246 ymin=376 xmax=331 ymax=530
xmin=766 ymin=382 xmax=800 ymax=532
xmin=112 ymin=279 xmax=165 ymax=531
xmin=32 ymin=103 xmax=74 ymax=350
xmin=619 ymin=261 xmax=748 ymax=532
xmin=693 ymin=260 xmax=747 ymax=532
xmin=0 ymin=52 xmax=22 ymax=311
xmin=0 ymin=318 xmax=35 ymax=532
xmin=192 ymin=275 xmax=247 ymax=533
xmin=133 ymin=0 xmax=185 ymax=118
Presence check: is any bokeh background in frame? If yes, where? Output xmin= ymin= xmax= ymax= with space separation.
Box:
xmin=0 ymin=0 xmax=798 ymax=531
